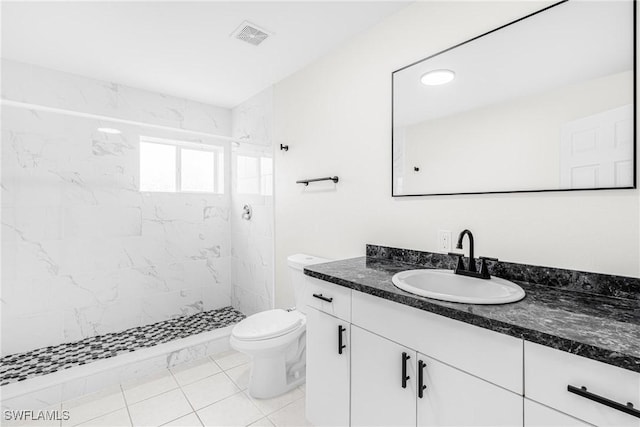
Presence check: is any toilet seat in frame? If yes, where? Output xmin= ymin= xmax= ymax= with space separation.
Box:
xmin=232 ymin=309 xmax=304 ymax=342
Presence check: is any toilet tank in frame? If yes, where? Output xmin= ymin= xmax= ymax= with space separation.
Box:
xmin=287 ymin=254 xmax=331 ymax=314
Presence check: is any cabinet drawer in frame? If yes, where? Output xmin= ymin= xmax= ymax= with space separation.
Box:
xmin=302 ymin=276 xmax=351 ymax=321
xmin=525 ymin=341 xmax=640 ymax=427
xmin=351 ymin=291 xmax=523 ymax=394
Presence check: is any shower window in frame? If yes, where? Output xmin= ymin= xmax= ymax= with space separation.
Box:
xmin=139 ymin=136 xmax=224 ymax=193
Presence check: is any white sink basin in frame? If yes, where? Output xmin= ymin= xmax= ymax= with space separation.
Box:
xmin=391 ymin=269 xmax=525 ymax=304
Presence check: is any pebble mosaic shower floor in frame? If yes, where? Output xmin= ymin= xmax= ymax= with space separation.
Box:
xmin=0 ymin=307 xmax=245 ymax=386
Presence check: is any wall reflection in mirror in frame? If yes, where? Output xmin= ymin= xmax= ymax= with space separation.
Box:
xmin=392 ymin=0 xmax=635 ymax=196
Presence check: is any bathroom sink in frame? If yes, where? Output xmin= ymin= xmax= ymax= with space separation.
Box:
xmin=391 ymin=269 xmax=525 ymax=304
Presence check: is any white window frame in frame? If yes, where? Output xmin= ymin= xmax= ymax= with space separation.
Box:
xmin=140 ymin=136 xmax=225 ymax=194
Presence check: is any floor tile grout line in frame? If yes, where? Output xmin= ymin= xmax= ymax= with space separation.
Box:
xmin=205 ymin=355 xmax=260 ymax=422
xmin=61 ymin=386 xmax=129 ymax=427
xmin=218 ymin=361 xmax=249 ymax=391
xmin=243 ymin=383 xmax=306 ymax=418
xmin=169 ymin=367 xmax=206 ymax=427
xmin=217 ymin=359 xmax=270 ymax=426
xmin=208 ymin=355 xmax=224 ymax=371
xmin=127 ymin=381 xmax=192 ymax=427
xmin=69 ymin=406 xmax=129 ymax=427
xmin=124 ymin=383 xmax=187 ymax=424
xmin=12 ymin=351 xmax=259 ymax=427
xmin=121 ymin=369 xmax=182 ymax=407
xmin=170 ymin=359 xmax=225 ymax=388
xmin=119 ymin=383 xmax=135 ymax=427
xmin=121 ymin=354 xmax=246 ymax=423
xmin=193 ymin=389 xmax=256 ymax=425
xmin=265 ymin=394 xmax=307 ymax=427
xmin=180 ymin=372 xmax=242 ymax=413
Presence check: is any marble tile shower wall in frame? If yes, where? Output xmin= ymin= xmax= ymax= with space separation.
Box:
xmin=1 ymin=60 xmax=231 ymax=133
xmin=230 ymin=88 xmax=274 ymax=316
xmin=1 ymin=60 xmax=234 ymax=356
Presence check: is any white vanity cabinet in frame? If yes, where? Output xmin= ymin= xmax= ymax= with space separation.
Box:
xmin=305 ymin=276 xmax=639 ymax=427
xmin=306 ymin=307 xmax=351 ymax=427
xmin=351 ymin=325 xmax=522 ymax=427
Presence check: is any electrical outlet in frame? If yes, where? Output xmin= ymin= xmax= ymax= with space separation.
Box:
xmin=437 ymin=230 xmax=452 ymax=253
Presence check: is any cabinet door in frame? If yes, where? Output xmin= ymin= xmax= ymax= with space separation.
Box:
xmin=525 ymin=399 xmax=593 ymax=427
xmin=305 ymin=307 xmax=350 ymax=427
xmin=417 ymin=353 xmax=523 ymax=427
xmin=351 ymin=326 xmax=416 ymax=427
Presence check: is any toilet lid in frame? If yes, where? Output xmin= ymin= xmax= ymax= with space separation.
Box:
xmin=233 ymin=309 xmax=303 ymax=341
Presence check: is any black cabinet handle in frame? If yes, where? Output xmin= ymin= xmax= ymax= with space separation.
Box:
xmin=402 ymin=352 xmax=411 ymax=389
xmin=338 ymin=325 xmax=346 ymax=355
xmin=312 ymin=293 xmax=333 ymax=303
xmin=568 ymin=385 xmax=640 ymax=418
xmin=418 ymin=360 xmax=427 ymax=398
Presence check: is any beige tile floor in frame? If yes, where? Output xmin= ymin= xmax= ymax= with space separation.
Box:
xmin=3 ymin=350 xmax=311 ymax=427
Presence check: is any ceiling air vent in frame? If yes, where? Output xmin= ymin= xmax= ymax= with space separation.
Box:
xmin=231 ymin=21 xmax=271 ymax=46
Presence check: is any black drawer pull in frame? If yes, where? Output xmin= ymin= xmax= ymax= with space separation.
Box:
xmin=418 ymin=360 xmax=427 ymax=398
xmin=567 ymin=385 xmax=640 ymax=418
xmin=338 ymin=325 xmax=346 ymax=355
xmin=312 ymin=293 xmax=333 ymax=303
xmin=401 ymin=352 xmax=411 ymax=389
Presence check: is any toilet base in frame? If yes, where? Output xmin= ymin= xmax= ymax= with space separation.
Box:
xmin=232 ymin=332 xmax=307 ymax=399
xmin=248 ymin=354 xmax=306 ymax=399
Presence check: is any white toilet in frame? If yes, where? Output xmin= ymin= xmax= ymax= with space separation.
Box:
xmin=230 ymin=253 xmax=329 ymax=399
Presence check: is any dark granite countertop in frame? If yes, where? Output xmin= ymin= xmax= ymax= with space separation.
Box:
xmin=304 ymin=256 xmax=640 ymax=373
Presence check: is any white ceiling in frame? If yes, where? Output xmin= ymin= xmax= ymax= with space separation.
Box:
xmin=1 ymin=1 xmax=409 ymax=108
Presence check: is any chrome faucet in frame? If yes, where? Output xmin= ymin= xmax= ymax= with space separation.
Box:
xmin=448 ymin=229 xmax=498 ymax=280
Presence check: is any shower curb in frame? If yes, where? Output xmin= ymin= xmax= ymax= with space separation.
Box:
xmin=1 ymin=325 xmax=234 ymax=410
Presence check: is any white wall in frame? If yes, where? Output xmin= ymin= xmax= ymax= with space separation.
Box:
xmin=1 ymin=60 xmax=233 ymax=355
xmin=273 ymin=1 xmax=639 ymax=308
xmin=230 ymin=88 xmax=275 ymax=315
